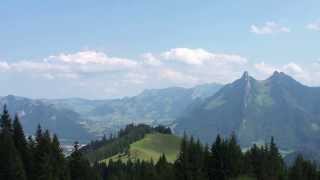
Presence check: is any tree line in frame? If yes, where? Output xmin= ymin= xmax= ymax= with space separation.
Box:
xmin=0 ymin=105 xmax=100 ymax=180
xmin=0 ymin=105 xmax=319 ymax=180
xmin=97 ymin=134 xmax=320 ymax=180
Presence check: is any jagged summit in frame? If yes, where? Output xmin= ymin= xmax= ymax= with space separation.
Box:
xmin=242 ymin=71 xmax=249 ymax=79
xmin=240 ymin=71 xmax=256 ymax=82
xmin=176 ymin=70 xmax=320 ymax=153
xmin=267 ymin=71 xmax=302 ymax=87
xmin=269 ymin=71 xmax=287 ymax=79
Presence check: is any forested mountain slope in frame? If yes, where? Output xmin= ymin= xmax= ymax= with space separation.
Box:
xmin=175 ymin=71 xmax=320 ymax=153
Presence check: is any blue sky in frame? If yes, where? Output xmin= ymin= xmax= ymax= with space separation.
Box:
xmin=1 ymin=0 xmax=320 ymax=99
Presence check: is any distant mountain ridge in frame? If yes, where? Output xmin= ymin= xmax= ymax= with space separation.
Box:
xmin=0 ymin=83 xmax=222 ymax=141
xmin=175 ymin=71 xmax=320 ymax=154
xmin=2 ymin=72 xmax=320 ymax=162
xmin=0 ymin=95 xmax=92 ymax=141
xmin=86 ymin=83 xmax=222 ymax=131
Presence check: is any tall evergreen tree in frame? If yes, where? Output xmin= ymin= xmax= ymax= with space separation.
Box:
xmin=289 ymin=154 xmax=318 ymax=180
xmin=0 ymin=107 xmax=27 ymax=180
xmin=210 ymin=135 xmax=226 ymax=180
xmin=203 ymin=144 xmax=211 ymax=179
xmin=156 ymin=154 xmax=174 ymax=180
xmin=69 ymin=141 xmax=100 ymax=180
xmin=13 ymin=114 xmax=33 ymax=180
xmin=0 ymin=105 xmax=13 ymax=132
xmin=227 ymin=133 xmax=243 ymax=178
xmin=267 ymin=137 xmax=285 ymax=180
xmin=33 ymin=127 xmax=54 ymax=180
xmin=174 ymin=133 xmax=190 ymax=180
xmin=51 ymin=134 xmax=70 ymax=180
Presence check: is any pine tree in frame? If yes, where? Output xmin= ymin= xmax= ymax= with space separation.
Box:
xmin=51 ymin=134 xmax=70 ymax=180
xmin=174 ymin=133 xmax=190 ymax=180
xmin=267 ymin=137 xmax=285 ymax=180
xmin=33 ymin=127 xmax=54 ymax=180
xmin=69 ymin=141 xmax=100 ymax=180
xmin=227 ymin=133 xmax=243 ymax=178
xmin=210 ymin=135 xmax=226 ymax=180
xmin=156 ymin=154 xmax=174 ymax=180
xmin=0 ymin=108 xmax=26 ymax=180
xmin=289 ymin=154 xmax=318 ymax=180
xmin=0 ymin=105 xmax=13 ymax=132
xmin=13 ymin=114 xmax=33 ymax=180
xmin=27 ymin=135 xmax=36 ymax=180
xmin=203 ymin=144 xmax=211 ymax=179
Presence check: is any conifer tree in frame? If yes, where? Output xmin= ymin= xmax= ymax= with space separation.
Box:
xmin=210 ymin=135 xmax=227 ymax=180
xmin=13 ymin=114 xmax=32 ymax=180
xmin=51 ymin=134 xmax=70 ymax=180
xmin=203 ymin=144 xmax=211 ymax=179
xmin=174 ymin=133 xmax=190 ymax=180
xmin=289 ymin=154 xmax=318 ymax=180
xmin=267 ymin=137 xmax=285 ymax=180
xmin=69 ymin=141 xmax=100 ymax=180
xmin=0 ymin=105 xmax=13 ymax=132
xmin=227 ymin=133 xmax=243 ymax=178
xmin=0 ymin=107 xmax=26 ymax=180
xmin=156 ymin=154 xmax=174 ymax=180
xmin=33 ymin=127 xmax=54 ymax=180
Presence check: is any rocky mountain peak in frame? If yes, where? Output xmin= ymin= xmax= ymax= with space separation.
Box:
xmin=241 ymin=71 xmax=250 ymax=81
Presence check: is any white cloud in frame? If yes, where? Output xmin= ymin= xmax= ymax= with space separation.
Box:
xmin=306 ymin=21 xmax=320 ymax=31
xmin=0 ymin=61 xmax=10 ymax=71
xmin=159 ymin=69 xmax=198 ymax=84
xmin=4 ymin=48 xmax=320 ymax=99
xmin=253 ymin=62 xmax=320 ymax=85
xmin=1 ymin=51 xmax=139 ymax=80
xmin=161 ymin=48 xmax=247 ymax=65
xmin=43 ymin=73 xmax=55 ymax=80
xmin=254 ymin=62 xmax=304 ymax=76
xmin=254 ymin=62 xmax=278 ymax=75
xmin=141 ymin=53 xmax=162 ymax=66
xmin=0 ymin=49 xmax=248 ymax=90
xmin=251 ymin=21 xmax=290 ymax=35
xmin=46 ymin=50 xmax=137 ymax=68
xmin=11 ymin=61 xmax=69 ymax=73
xmin=283 ymin=63 xmax=304 ymax=74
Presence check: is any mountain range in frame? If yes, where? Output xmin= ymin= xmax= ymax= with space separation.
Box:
xmin=176 ymin=71 xmax=320 ymax=154
xmin=2 ymin=71 xmax=320 ymax=160
xmin=0 ymin=83 xmax=222 ymax=142
xmin=0 ymin=95 xmax=92 ymax=142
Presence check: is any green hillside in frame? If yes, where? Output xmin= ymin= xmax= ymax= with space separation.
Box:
xmin=101 ymin=133 xmax=181 ymax=163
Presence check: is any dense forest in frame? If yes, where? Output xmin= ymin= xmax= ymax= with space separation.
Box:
xmin=0 ymin=105 xmax=100 ymax=180
xmin=0 ymin=105 xmax=319 ymax=180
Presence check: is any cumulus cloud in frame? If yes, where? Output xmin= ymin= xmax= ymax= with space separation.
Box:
xmin=254 ymin=62 xmax=278 ymax=75
xmin=46 ymin=50 xmax=137 ymax=68
xmin=251 ymin=21 xmax=290 ymax=35
xmin=306 ymin=21 xmax=320 ymax=31
xmin=3 ymin=48 xmax=320 ymax=98
xmin=282 ymin=63 xmax=304 ymax=74
xmin=0 ymin=51 xmax=139 ymax=79
xmin=159 ymin=69 xmax=198 ymax=84
xmin=254 ymin=62 xmax=304 ymax=76
xmin=0 ymin=48 xmax=250 ymax=97
xmin=253 ymin=62 xmax=320 ymax=85
xmin=160 ymin=48 xmax=247 ymax=65
xmin=141 ymin=53 xmax=162 ymax=66
xmin=0 ymin=62 xmax=10 ymax=71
